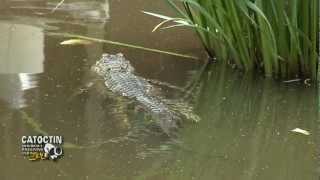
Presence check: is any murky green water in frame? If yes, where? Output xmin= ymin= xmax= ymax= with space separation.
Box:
xmin=0 ymin=1 xmax=318 ymax=180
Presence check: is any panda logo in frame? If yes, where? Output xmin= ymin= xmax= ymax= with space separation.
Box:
xmin=43 ymin=143 xmax=63 ymax=160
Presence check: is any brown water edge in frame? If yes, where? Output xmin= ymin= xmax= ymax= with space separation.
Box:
xmin=0 ymin=0 xmax=318 ymax=180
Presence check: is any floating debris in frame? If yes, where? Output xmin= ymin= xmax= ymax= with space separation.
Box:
xmin=51 ymin=0 xmax=65 ymax=13
xmin=48 ymin=32 xmax=199 ymax=60
xmin=304 ymin=78 xmax=311 ymax=86
xmin=60 ymin=39 xmax=92 ymax=45
xmin=290 ymin=128 xmax=310 ymax=135
xmin=283 ymin=79 xmax=301 ymax=83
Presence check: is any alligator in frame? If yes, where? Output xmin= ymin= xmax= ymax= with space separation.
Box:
xmin=92 ymin=53 xmax=181 ymax=136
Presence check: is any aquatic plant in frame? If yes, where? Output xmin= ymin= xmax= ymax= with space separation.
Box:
xmin=145 ymin=0 xmax=319 ymax=79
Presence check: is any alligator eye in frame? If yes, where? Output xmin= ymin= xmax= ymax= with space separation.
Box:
xmin=94 ymin=67 xmax=99 ymax=72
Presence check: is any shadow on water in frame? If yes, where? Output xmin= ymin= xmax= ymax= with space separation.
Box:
xmin=0 ymin=0 xmax=318 ymax=180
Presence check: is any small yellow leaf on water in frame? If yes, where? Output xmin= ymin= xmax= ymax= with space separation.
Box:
xmin=290 ymin=128 xmax=310 ymax=135
xmin=60 ymin=39 xmax=92 ymax=45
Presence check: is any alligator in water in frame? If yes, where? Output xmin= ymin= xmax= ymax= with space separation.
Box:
xmin=92 ymin=53 xmax=183 ymax=135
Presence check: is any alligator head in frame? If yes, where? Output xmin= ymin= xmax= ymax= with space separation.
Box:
xmin=93 ymin=53 xmax=135 ymax=76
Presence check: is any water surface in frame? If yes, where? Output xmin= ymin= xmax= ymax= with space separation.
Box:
xmin=0 ymin=1 xmax=318 ymax=180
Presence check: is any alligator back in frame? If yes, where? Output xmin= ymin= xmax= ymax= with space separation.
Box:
xmin=105 ymin=72 xmax=150 ymax=98
xmin=93 ymin=53 xmax=178 ymax=135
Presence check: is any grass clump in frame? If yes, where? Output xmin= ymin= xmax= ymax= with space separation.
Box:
xmin=145 ymin=0 xmax=319 ymax=79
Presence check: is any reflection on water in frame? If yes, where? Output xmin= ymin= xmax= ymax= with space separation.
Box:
xmin=8 ymin=0 xmax=110 ymax=23
xmin=0 ymin=74 xmax=38 ymax=109
xmin=0 ymin=22 xmax=44 ymax=74
xmin=0 ymin=0 xmax=318 ymax=180
xmin=137 ymin=66 xmax=318 ymax=180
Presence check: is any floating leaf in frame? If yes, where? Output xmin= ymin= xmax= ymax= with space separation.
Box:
xmin=283 ymin=79 xmax=301 ymax=83
xmin=51 ymin=0 xmax=65 ymax=13
xmin=49 ymin=32 xmax=199 ymax=60
xmin=60 ymin=39 xmax=92 ymax=45
xmin=290 ymin=128 xmax=310 ymax=135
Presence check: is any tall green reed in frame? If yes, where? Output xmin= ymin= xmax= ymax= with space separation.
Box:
xmin=146 ymin=0 xmax=319 ymax=79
